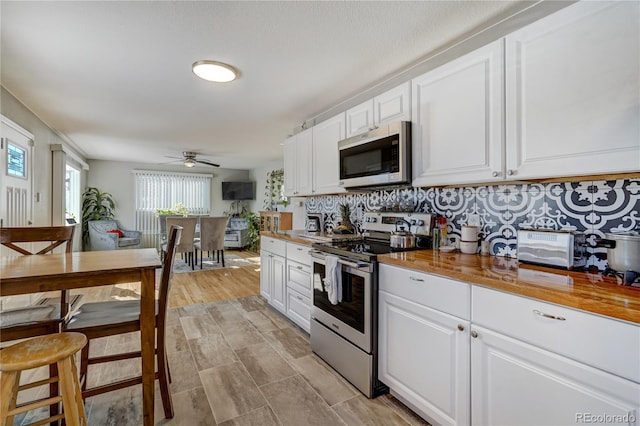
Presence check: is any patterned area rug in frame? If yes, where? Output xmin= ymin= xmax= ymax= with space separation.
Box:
xmin=172 ymin=252 xmax=259 ymax=273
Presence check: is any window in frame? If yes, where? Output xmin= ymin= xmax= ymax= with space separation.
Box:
xmin=7 ymin=142 xmax=27 ymax=178
xmin=65 ymin=164 xmax=81 ymax=223
xmin=133 ymin=170 xmax=212 ymax=248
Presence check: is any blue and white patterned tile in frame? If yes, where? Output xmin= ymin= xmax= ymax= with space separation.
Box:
xmin=432 ymin=187 xmax=476 ymax=244
xmin=476 ymin=185 xmax=512 ymax=257
xmin=591 ymin=179 xmax=640 ymax=233
xmin=414 ymin=187 xmax=437 ymax=214
xmin=544 ymin=182 xmax=593 ymax=232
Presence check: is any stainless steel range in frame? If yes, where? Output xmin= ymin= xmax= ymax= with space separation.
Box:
xmin=309 ymin=211 xmax=433 ymax=398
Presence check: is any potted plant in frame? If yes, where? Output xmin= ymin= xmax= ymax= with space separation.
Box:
xmin=81 ymin=187 xmax=116 ymax=249
xmin=241 ymin=210 xmax=261 ymax=252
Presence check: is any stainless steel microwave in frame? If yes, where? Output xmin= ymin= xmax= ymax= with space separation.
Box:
xmin=338 ymin=121 xmax=411 ymax=189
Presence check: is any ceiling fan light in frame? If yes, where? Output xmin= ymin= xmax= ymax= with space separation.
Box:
xmin=184 ymin=158 xmax=196 ymax=168
xmin=192 ymin=60 xmax=237 ymax=82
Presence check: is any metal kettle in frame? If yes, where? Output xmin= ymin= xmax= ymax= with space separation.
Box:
xmin=390 ymin=219 xmax=416 ymax=249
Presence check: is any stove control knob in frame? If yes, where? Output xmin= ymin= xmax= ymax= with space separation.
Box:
xmin=369 ymin=217 xmax=377 ymax=223
xmin=410 ymin=220 xmax=417 ymax=226
xmin=416 ymin=220 xmax=425 ymax=226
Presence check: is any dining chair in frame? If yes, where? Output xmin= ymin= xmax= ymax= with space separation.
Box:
xmin=0 ymin=225 xmax=77 ymax=422
xmin=163 ymin=217 xmax=196 ymax=269
xmin=63 ymin=225 xmax=182 ymax=419
xmin=194 ymin=216 xmax=228 ymax=268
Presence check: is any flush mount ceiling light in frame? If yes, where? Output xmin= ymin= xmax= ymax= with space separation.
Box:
xmin=192 ymin=60 xmax=238 ymax=82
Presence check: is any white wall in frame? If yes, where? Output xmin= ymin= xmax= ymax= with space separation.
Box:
xmin=249 ymin=159 xmax=307 ymax=230
xmin=1 ymin=87 xmax=88 ymax=230
xmin=87 ymin=160 xmax=250 ymax=229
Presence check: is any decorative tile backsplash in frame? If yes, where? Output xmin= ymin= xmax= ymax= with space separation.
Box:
xmin=305 ymin=178 xmax=640 ymax=270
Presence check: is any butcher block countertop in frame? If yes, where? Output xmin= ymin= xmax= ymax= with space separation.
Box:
xmin=379 ymin=250 xmax=640 ymax=325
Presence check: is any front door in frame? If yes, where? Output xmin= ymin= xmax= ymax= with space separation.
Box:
xmin=0 ymin=115 xmax=34 ymax=229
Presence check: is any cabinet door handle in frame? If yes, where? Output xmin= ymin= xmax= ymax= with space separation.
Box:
xmin=296 ymin=295 xmax=303 ymax=301
xmin=409 ymin=276 xmax=424 ymax=282
xmin=471 ymin=330 xmax=478 ymax=338
xmin=533 ymin=309 xmax=566 ymax=321
xmin=457 ymin=324 xmax=465 ymax=332
xmin=507 ymin=169 xmax=515 ymax=176
xmin=492 ymin=171 xmax=500 ymax=178
xmin=296 ymin=266 xmax=303 ymax=270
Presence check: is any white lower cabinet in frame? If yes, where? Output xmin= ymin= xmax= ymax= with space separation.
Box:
xmin=378 ymin=264 xmax=471 ymax=426
xmin=261 ymin=239 xmax=312 ymax=331
xmin=471 ymin=325 xmax=640 ymax=426
xmin=379 ymin=264 xmax=640 ymax=426
xmin=285 ymin=253 xmax=311 ymax=332
xmin=260 ymin=237 xmax=286 ymax=313
xmin=472 ymin=286 xmax=640 ymax=426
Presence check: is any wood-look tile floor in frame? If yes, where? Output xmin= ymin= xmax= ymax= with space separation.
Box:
xmin=18 ymin=251 xmax=431 ymax=426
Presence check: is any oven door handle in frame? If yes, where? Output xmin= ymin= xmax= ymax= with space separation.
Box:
xmin=310 ymin=250 xmax=371 ymax=270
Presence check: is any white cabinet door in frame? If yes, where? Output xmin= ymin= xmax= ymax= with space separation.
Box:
xmin=312 ymin=113 xmax=345 ymax=195
xmin=283 ymin=136 xmax=297 ymax=197
xmin=270 ymin=254 xmax=286 ymax=313
xmin=505 ymin=1 xmax=640 ymax=179
xmin=283 ymin=129 xmax=313 ymax=197
xmin=259 ymin=250 xmax=271 ymax=301
xmin=471 ymin=325 xmax=640 ymax=426
xmin=346 ymin=100 xmax=373 ymax=138
xmin=374 ymin=82 xmax=411 ymax=126
xmin=379 ymin=290 xmax=470 ymax=426
xmin=346 ymin=83 xmax=411 ymax=138
xmin=412 ymin=40 xmax=504 ymax=187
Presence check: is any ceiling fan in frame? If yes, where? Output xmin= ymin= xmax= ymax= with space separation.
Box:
xmin=164 ymin=151 xmax=220 ymax=168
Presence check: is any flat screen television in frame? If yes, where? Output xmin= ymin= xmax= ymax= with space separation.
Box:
xmin=222 ymin=181 xmax=255 ymax=200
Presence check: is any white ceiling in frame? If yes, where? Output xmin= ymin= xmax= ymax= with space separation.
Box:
xmin=1 ymin=1 xmax=531 ymax=170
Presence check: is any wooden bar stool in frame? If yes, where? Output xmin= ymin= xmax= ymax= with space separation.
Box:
xmin=0 ymin=332 xmax=88 ymax=426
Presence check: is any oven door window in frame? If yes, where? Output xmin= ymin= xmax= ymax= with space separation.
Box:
xmin=313 ymin=262 xmax=365 ymax=333
xmin=340 ymin=135 xmax=399 ymax=180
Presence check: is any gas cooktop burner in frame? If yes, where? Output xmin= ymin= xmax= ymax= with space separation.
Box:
xmin=603 ymin=268 xmax=640 ymax=286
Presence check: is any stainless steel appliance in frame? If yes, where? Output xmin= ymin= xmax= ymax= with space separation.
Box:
xmin=517 ymin=229 xmax=587 ymax=270
xmin=338 ymin=121 xmax=411 ymax=189
xmin=309 ymin=211 xmax=433 ymax=397
xmin=305 ymin=213 xmax=323 ymax=233
xmin=594 ymin=230 xmax=640 ymax=285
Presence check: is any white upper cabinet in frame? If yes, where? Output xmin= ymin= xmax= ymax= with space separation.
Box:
xmin=283 ymin=128 xmax=313 ymax=197
xmin=505 ymin=1 xmax=640 ymax=179
xmin=412 ymin=40 xmax=504 ymax=187
xmin=312 ymin=112 xmax=346 ymax=195
xmin=346 ymin=82 xmax=411 ymax=137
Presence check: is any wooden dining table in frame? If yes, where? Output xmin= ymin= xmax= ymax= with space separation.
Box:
xmin=0 ymin=248 xmax=162 ymax=426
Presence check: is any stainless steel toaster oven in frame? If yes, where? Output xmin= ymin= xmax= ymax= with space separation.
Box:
xmin=517 ymin=229 xmax=587 ymax=270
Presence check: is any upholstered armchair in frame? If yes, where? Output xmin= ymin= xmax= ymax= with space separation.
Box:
xmin=88 ymin=220 xmax=142 ymax=251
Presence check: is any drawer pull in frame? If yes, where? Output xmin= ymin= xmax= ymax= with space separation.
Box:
xmin=297 ymin=248 xmax=303 ymax=251
xmin=296 ymin=266 xmax=303 ymax=270
xmin=533 ymin=309 xmax=566 ymax=321
xmin=409 ymin=276 xmax=424 ymax=282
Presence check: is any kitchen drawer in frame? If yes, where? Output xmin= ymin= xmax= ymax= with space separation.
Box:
xmin=287 ymin=288 xmax=310 ymax=333
xmin=472 ymin=286 xmax=640 ymax=383
xmin=287 ymin=260 xmax=311 ymax=298
xmin=261 ymin=236 xmax=286 ymax=257
xmin=379 ymin=264 xmax=470 ymax=320
xmin=286 ymin=242 xmax=310 ymax=265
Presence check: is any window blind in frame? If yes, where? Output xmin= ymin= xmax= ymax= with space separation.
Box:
xmin=133 ymin=170 xmax=212 ymax=248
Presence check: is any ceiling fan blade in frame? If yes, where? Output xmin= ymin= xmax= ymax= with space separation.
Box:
xmin=164 ymin=155 xmax=184 ymax=160
xmin=158 ymin=159 xmax=183 ymax=165
xmin=195 ymin=159 xmax=220 ymax=167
